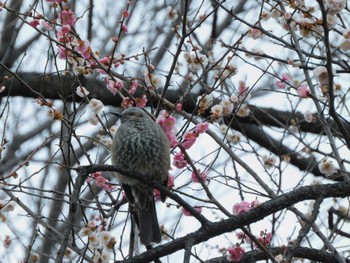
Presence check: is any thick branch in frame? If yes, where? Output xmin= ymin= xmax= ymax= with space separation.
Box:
xmin=78 ymin=164 xmax=350 ymax=263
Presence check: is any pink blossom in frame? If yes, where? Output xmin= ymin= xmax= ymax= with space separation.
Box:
xmin=129 ymin=80 xmax=139 ymax=94
xmin=60 ymin=24 xmax=71 ymax=34
xmin=29 ymin=19 xmax=40 ymax=28
xmin=196 ymin=122 xmax=208 ymax=134
xmin=121 ymin=97 xmax=134 ymax=108
xmin=41 ymin=20 xmax=53 ymax=30
xmin=76 ymin=40 xmax=91 ymax=59
xmin=182 ymin=131 xmax=197 ymax=149
xmin=95 ymin=175 xmax=106 ymax=188
xmin=182 ymin=207 xmax=202 ymax=216
xmin=275 ymin=81 xmax=286 ymax=89
xmin=175 ymin=103 xmax=183 ymax=111
xmin=122 ymin=24 xmax=128 ymax=32
xmin=275 ymin=73 xmax=292 ymax=89
xmin=100 ymin=56 xmax=111 ymax=65
xmin=232 ymin=201 xmax=251 ymax=215
xmin=281 ymin=73 xmax=292 ymax=82
xmin=59 ymin=10 xmax=76 ymax=26
xmin=92 ymin=172 xmax=102 ymax=179
xmin=296 ymin=84 xmax=309 ymax=98
xmin=136 ymin=94 xmax=147 ymax=108
xmin=167 ymin=132 xmax=179 ymax=148
xmin=256 ymin=231 xmax=272 ymax=247
xmin=106 ymin=79 xmax=124 ymax=95
xmin=227 ymin=246 xmax=245 ymax=262
xmin=173 ymin=152 xmax=188 ymax=168
xmin=191 ymin=170 xmax=207 ymax=183
xmin=156 ymin=112 xmax=176 ymax=132
xmin=122 ymin=10 xmax=129 ymax=18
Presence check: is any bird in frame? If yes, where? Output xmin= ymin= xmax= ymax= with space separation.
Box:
xmin=111 ymin=107 xmax=170 ymax=245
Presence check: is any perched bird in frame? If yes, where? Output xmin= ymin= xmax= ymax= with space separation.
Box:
xmin=111 ymin=107 xmax=170 ymax=245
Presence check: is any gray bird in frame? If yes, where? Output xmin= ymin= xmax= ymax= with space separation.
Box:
xmin=111 ymin=107 xmax=170 ymax=245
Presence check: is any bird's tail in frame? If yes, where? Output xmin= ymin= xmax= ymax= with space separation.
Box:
xmin=138 ymin=197 xmax=161 ymax=245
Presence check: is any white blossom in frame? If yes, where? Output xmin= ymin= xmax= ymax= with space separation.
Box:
xmin=76 ymin=86 xmax=89 ymax=98
xmin=236 ymin=104 xmax=250 ymax=117
xmin=318 ymin=160 xmax=337 ymax=176
xmin=313 ymin=66 xmax=329 ymax=85
xmin=88 ymin=113 xmax=99 ymax=126
xmin=325 ymin=0 xmax=346 ymax=15
xmin=89 ymin=99 xmax=104 ymax=113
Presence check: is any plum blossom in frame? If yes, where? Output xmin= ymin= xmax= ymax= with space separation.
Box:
xmin=144 ymin=72 xmax=162 ymax=89
xmin=275 ymin=73 xmax=292 ymax=89
xmin=256 ymin=231 xmax=272 ymax=247
xmin=236 ymin=104 xmax=250 ymax=117
xmin=197 ymin=94 xmax=214 ymax=114
xmin=182 ymin=131 xmax=197 ymax=149
xmin=227 ymin=245 xmax=245 ymax=262
xmin=175 ymin=103 xmax=183 ymax=112
xmin=76 ymin=86 xmax=89 ymax=97
xmin=211 ymin=104 xmax=223 ymax=118
xmin=106 ymin=78 xmax=124 ymax=95
xmin=0 ymin=200 xmax=15 ymax=212
xmin=156 ymin=111 xmax=178 ymax=147
xmin=122 ymin=10 xmax=130 ymax=18
xmin=219 ymin=124 xmax=228 ymax=134
xmin=182 ymin=206 xmax=202 ymax=216
xmin=227 ymin=132 xmax=242 ymax=144
xmin=318 ymin=159 xmax=337 ymax=176
xmin=88 ymin=113 xmax=99 ymax=125
xmin=262 ymin=155 xmax=276 ymax=169
xmin=232 ymin=201 xmax=251 ymax=215
xmin=221 ymin=61 xmax=238 ymax=79
xmin=89 ymin=99 xmax=104 ymax=113
xmin=304 ymin=111 xmax=314 ymax=123
xmin=121 ymin=97 xmax=134 ymax=108
xmin=296 ymin=84 xmax=309 ymax=98
xmin=129 ymin=79 xmax=139 ymax=94
xmin=29 ymin=19 xmax=40 ymax=28
xmin=41 ymin=20 xmax=53 ymax=30
xmin=248 ymin=27 xmax=263 ymax=39
xmin=196 ymin=122 xmax=209 ymax=134
xmin=173 ymin=152 xmax=188 ymax=168
xmin=339 ymin=29 xmax=350 ymax=51
xmin=313 ymin=66 xmax=328 ymax=85
xmin=184 ymin=52 xmax=208 ymax=71
xmin=59 ymin=10 xmax=76 ymax=26
xmin=220 ymin=99 xmax=234 ymax=115
xmin=191 ymin=170 xmax=208 ymax=183
xmin=135 ymin=94 xmax=147 ymax=108
xmin=325 ymin=0 xmax=346 ymax=15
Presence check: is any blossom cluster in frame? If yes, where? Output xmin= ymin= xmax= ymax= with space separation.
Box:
xmin=0 ymin=200 xmax=15 ymax=222
xmin=86 ymin=172 xmax=115 ymax=192
xmin=227 ymin=245 xmax=245 ymax=262
xmin=197 ymin=81 xmax=251 ymax=119
xmin=232 ymin=200 xmax=260 ymax=215
xmin=79 ymin=218 xmax=116 ymax=263
xmin=156 ymin=110 xmax=178 ymax=148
